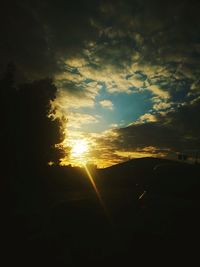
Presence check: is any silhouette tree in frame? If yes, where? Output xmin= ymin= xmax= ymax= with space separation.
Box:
xmin=16 ymin=78 xmax=65 ymax=170
xmin=0 ymin=64 xmax=65 ymax=213
xmin=0 ymin=64 xmax=68 ymax=261
xmin=1 ymin=64 xmax=65 ymax=171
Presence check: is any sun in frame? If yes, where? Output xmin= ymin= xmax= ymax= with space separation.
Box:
xmin=71 ymin=139 xmax=88 ymax=157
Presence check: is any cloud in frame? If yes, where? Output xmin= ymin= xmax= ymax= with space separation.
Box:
xmin=2 ymin=0 xmax=200 ymax=167
xmin=148 ymin=85 xmax=170 ymax=99
xmin=114 ymin=146 xmax=168 ymax=160
xmin=110 ymin=123 xmax=118 ymax=128
xmin=99 ymin=99 xmax=114 ymax=110
xmin=64 ymin=58 xmax=87 ymax=68
xmin=133 ymin=113 xmax=157 ymax=124
xmin=2 ymin=0 xmax=200 ymax=86
xmin=153 ymin=101 xmax=172 ymax=111
xmin=53 ymin=78 xmax=101 ymax=115
xmin=67 ymin=112 xmax=99 ymax=129
xmin=52 ymin=89 xmax=95 ymax=114
xmin=81 ymin=98 xmax=200 ymax=167
xmin=0 ymin=0 xmax=100 ymax=79
xmin=119 ymin=98 xmax=200 ymax=151
xmin=2 ymin=0 xmax=198 ymax=110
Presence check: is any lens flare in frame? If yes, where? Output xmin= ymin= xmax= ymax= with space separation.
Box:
xmin=84 ymin=164 xmax=112 ymax=224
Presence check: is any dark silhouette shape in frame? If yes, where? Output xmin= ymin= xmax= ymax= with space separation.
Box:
xmin=1 ymin=65 xmax=66 ymax=254
xmin=1 ymin=64 xmax=65 ymax=174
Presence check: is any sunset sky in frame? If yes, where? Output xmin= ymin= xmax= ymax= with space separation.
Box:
xmin=1 ymin=0 xmax=200 ymax=167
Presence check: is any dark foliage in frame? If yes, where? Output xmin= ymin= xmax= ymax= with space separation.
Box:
xmin=0 ymin=64 xmax=65 ymax=237
xmin=0 ymin=63 xmax=64 ymax=174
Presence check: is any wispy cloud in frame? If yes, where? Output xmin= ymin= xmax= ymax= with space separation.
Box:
xmin=99 ymin=99 xmax=114 ymax=110
xmin=67 ymin=112 xmax=99 ymax=129
xmin=133 ymin=113 xmax=157 ymax=124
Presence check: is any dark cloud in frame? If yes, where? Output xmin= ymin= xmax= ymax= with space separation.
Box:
xmin=1 ymin=0 xmax=200 ymax=94
xmin=2 ymin=0 xmax=200 ymax=78
xmin=88 ymin=97 xmax=200 ymax=166
xmin=0 ymin=0 xmax=100 ymax=79
xmin=114 ymin=98 xmax=200 ymax=153
xmin=68 ymin=0 xmax=200 ymax=104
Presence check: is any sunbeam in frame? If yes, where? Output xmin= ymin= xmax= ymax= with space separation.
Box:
xmin=84 ymin=164 xmax=112 ymax=224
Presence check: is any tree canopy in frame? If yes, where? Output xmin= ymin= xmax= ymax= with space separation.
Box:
xmin=0 ymin=64 xmax=65 ymax=179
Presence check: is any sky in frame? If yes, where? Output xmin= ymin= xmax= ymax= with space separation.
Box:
xmin=1 ymin=0 xmax=200 ymax=167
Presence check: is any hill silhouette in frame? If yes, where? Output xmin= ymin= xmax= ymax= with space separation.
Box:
xmin=20 ymin=157 xmax=198 ymax=265
xmin=99 ymin=157 xmax=200 ymax=196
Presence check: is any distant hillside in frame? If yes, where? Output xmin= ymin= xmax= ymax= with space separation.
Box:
xmin=99 ymin=157 xmax=177 ymax=186
xmin=103 ymin=157 xmax=189 ymax=172
xmin=98 ymin=157 xmax=200 ymax=199
xmin=37 ymin=157 xmax=200 ymax=263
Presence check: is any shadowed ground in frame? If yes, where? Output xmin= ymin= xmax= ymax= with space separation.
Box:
xmin=5 ymin=158 xmax=200 ymax=266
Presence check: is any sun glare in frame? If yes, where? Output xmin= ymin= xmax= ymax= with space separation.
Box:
xmin=71 ymin=139 xmax=88 ymax=157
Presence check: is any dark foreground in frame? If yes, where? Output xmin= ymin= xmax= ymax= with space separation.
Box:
xmin=5 ymin=158 xmax=200 ymax=266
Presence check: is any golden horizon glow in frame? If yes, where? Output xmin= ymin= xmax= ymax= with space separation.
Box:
xmin=59 ymin=127 xmax=167 ymax=168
